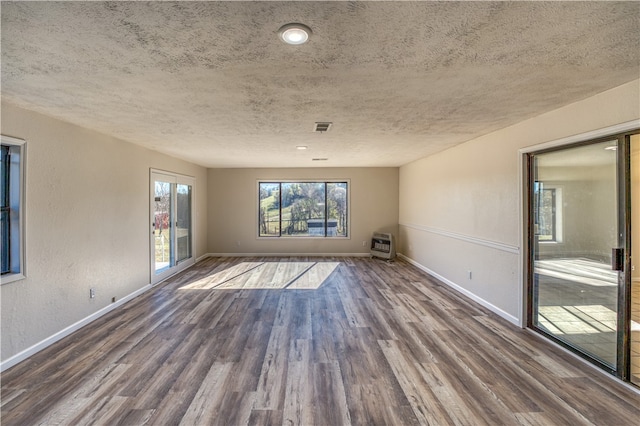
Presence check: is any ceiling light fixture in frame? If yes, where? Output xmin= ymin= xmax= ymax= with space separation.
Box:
xmin=278 ymin=23 xmax=311 ymax=45
xmin=296 ymin=146 xmax=308 ymax=150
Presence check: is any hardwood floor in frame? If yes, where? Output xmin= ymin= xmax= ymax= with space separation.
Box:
xmin=2 ymin=257 xmax=639 ymax=425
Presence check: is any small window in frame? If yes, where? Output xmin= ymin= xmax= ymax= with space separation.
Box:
xmin=1 ymin=135 xmax=25 ymax=283
xmin=258 ymin=181 xmax=348 ymax=238
xmin=534 ymin=182 xmax=563 ymax=243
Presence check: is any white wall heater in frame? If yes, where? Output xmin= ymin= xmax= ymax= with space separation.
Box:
xmin=370 ymin=232 xmax=396 ymax=260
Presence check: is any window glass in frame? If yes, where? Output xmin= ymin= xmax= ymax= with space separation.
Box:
xmin=327 ymin=182 xmax=348 ymax=237
xmin=1 ymin=136 xmax=25 ymax=282
xmin=259 ymin=181 xmax=348 ymax=238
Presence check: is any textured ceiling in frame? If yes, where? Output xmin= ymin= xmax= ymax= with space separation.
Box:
xmin=2 ymin=1 xmax=639 ymax=168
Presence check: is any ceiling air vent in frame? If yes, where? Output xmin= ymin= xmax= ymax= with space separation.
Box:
xmin=312 ymin=158 xmax=328 ymax=161
xmin=314 ymin=122 xmax=332 ymax=133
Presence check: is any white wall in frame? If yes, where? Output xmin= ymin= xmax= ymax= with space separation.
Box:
xmin=0 ymin=103 xmax=208 ymax=364
xmin=207 ymin=168 xmax=398 ymax=255
xmin=399 ymin=79 xmax=640 ymax=324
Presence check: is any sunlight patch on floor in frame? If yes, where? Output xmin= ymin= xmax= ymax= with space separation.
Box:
xmin=179 ymin=261 xmax=340 ymax=291
xmin=538 ymin=305 xmax=617 ymax=335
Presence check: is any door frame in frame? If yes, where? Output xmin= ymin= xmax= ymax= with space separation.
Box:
xmin=518 ymin=120 xmax=640 ymax=381
xmin=149 ymin=168 xmax=196 ymax=285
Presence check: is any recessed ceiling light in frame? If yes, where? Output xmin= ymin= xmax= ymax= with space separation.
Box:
xmin=296 ymin=146 xmax=308 ymax=150
xmin=278 ymin=23 xmax=311 ymax=45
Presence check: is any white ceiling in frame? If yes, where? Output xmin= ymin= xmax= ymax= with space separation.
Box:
xmin=2 ymin=1 xmax=639 ymax=168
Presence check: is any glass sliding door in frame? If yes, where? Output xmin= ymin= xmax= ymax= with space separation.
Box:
xmin=530 ymin=140 xmax=620 ymax=369
xmin=150 ymin=170 xmax=195 ymax=284
xmin=176 ymin=183 xmax=192 ymax=263
xmin=631 ymin=134 xmax=640 ymax=385
xmin=153 ymin=178 xmax=173 ymax=274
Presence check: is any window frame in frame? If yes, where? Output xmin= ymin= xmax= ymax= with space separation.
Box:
xmin=257 ymin=179 xmax=350 ymax=239
xmin=1 ymin=135 xmax=26 ymax=284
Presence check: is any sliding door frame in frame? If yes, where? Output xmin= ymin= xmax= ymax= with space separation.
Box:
xmin=519 ymin=120 xmax=640 ymax=383
xmin=149 ymin=169 xmax=196 ymax=285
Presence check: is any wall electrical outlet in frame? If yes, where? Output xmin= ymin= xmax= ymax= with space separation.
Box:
xmin=362 ymin=240 xmax=367 ymax=247
xmin=90 ymin=288 xmax=95 ymax=299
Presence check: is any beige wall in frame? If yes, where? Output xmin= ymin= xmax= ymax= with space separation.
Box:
xmin=0 ymin=103 xmax=208 ymax=363
xmin=207 ymin=168 xmax=398 ymax=255
xmin=399 ymin=79 xmax=640 ymax=323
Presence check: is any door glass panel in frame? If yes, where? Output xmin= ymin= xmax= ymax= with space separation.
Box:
xmin=154 ymin=180 xmax=173 ymax=273
xmin=176 ymin=183 xmax=192 ymax=263
xmin=532 ymin=140 xmax=619 ymax=368
xmin=631 ymin=134 xmax=640 ymax=385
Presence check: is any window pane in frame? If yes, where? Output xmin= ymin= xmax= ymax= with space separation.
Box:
xmin=327 ymin=182 xmax=348 ymax=237
xmin=176 ymin=183 xmax=192 ymax=263
xmin=1 ymin=209 xmax=8 ymax=274
xmin=282 ymin=182 xmax=325 ymax=237
xmin=1 ymin=140 xmax=23 ymax=279
xmin=259 ymin=183 xmax=280 ymax=236
xmin=154 ymin=181 xmax=173 ymax=272
xmin=1 ymin=145 xmax=8 ymax=208
xmin=537 ymin=188 xmax=556 ymax=241
xmin=531 ymin=140 xmax=618 ymax=368
xmin=1 ymin=146 xmax=9 ymax=274
xmin=258 ymin=181 xmax=348 ymax=238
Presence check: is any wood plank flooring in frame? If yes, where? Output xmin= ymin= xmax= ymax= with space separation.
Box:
xmin=2 ymin=257 xmax=639 ymax=425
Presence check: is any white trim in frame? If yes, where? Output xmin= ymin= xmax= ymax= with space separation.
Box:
xmin=0 ymin=272 xmax=25 ymax=285
xmin=398 ymin=253 xmax=519 ymax=326
xmin=149 ymin=167 xmax=195 ymax=182
xmin=399 ymin=222 xmax=520 ymax=254
xmin=203 ymin=252 xmax=371 ymax=258
xmin=517 ymin=148 xmax=526 ymax=327
xmin=1 ymin=283 xmax=153 ymax=372
xmin=519 ymin=120 xmax=640 ymax=154
xmin=1 ymin=135 xmax=26 ymax=284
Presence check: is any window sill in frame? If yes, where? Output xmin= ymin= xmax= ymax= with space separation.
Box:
xmin=1 ymin=272 xmax=26 ymax=285
xmin=257 ymin=236 xmax=350 ymax=240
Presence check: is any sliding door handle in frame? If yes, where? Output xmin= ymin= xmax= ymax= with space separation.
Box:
xmin=612 ymin=248 xmax=624 ymax=271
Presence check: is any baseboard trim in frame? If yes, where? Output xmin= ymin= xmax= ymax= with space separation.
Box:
xmin=203 ymin=252 xmax=372 ymax=257
xmin=398 ymin=253 xmax=520 ymax=326
xmin=1 ymin=283 xmax=155 ymax=372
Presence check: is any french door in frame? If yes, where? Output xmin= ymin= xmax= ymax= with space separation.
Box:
xmin=150 ymin=170 xmax=195 ymax=284
xmin=528 ymin=130 xmax=639 ymax=385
